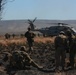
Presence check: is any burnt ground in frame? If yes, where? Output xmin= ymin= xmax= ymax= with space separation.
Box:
xmin=0 ymin=41 xmax=76 ymax=75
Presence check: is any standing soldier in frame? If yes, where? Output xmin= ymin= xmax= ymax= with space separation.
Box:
xmin=5 ymin=33 xmax=10 ymax=39
xmin=69 ymin=36 xmax=76 ymax=70
xmin=25 ymin=27 xmax=35 ymax=52
xmin=54 ymin=31 xmax=68 ymax=72
xmin=66 ymin=30 xmax=76 ymax=69
xmin=12 ymin=34 xmax=15 ymax=38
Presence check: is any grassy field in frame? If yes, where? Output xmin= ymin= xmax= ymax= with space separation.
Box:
xmin=0 ymin=36 xmax=76 ymax=75
xmin=0 ymin=36 xmax=55 ymax=45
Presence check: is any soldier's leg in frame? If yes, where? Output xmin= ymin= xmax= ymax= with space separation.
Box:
xmin=28 ymin=42 xmax=31 ymax=52
xmin=30 ymin=60 xmax=43 ymax=70
xmin=61 ymin=51 xmax=66 ymax=70
xmin=69 ymin=49 xmax=75 ymax=68
xmin=28 ymin=42 xmax=33 ymax=52
xmin=55 ymin=49 xmax=60 ymax=70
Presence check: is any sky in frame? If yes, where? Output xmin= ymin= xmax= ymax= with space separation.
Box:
xmin=2 ymin=0 xmax=76 ymax=20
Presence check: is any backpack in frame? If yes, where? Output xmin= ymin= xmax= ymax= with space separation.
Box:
xmin=12 ymin=51 xmax=23 ymax=62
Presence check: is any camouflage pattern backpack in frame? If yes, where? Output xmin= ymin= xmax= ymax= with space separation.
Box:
xmin=12 ymin=51 xmax=23 ymax=62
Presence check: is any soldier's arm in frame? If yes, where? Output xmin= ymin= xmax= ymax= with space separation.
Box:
xmin=31 ymin=33 xmax=35 ymax=38
xmin=27 ymin=55 xmax=33 ymax=63
xmin=54 ymin=37 xmax=58 ymax=49
xmin=64 ymin=38 xmax=69 ymax=52
xmin=24 ymin=52 xmax=33 ymax=63
xmin=25 ymin=52 xmax=43 ymax=70
xmin=70 ymin=38 xmax=75 ymax=49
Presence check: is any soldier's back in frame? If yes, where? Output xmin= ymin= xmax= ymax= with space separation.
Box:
xmin=55 ymin=35 xmax=66 ymax=48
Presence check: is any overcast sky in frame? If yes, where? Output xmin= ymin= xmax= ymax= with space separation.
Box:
xmin=2 ymin=0 xmax=76 ymax=20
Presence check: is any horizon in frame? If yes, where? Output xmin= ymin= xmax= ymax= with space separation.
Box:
xmin=1 ymin=19 xmax=76 ymax=21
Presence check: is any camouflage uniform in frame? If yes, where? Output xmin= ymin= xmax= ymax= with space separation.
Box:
xmin=66 ymin=30 xmax=76 ymax=69
xmin=2 ymin=52 xmax=13 ymax=74
xmin=11 ymin=51 xmax=23 ymax=69
xmin=69 ymin=36 xmax=76 ymax=69
xmin=54 ymin=31 xmax=68 ymax=71
xmin=25 ymin=28 xmax=35 ymax=52
xmin=11 ymin=46 xmax=43 ymax=70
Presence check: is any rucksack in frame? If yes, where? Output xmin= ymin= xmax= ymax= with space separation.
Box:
xmin=12 ymin=51 xmax=23 ymax=62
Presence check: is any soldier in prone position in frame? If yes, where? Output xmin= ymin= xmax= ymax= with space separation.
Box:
xmin=3 ymin=46 xmax=64 ymax=74
xmin=11 ymin=46 xmax=43 ymax=70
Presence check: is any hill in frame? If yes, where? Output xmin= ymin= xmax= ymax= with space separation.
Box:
xmin=0 ymin=19 xmax=76 ymax=35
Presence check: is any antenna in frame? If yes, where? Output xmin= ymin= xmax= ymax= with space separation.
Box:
xmin=47 ymin=23 xmax=68 ymax=26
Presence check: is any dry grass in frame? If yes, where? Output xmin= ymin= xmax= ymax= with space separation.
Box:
xmin=0 ymin=37 xmax=55 ymax=46
xmin=34 ymin=37 xmax=55 ymax=43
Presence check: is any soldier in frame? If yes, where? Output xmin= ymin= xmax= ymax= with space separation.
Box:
xmin=66 ymin=30 xmax=73 ymax=48
xmin=54 ymin=31 xmax=68 ymax=72
xmin=25 ymin=27 xmax=35 ymax=52
xmin=12 ymin=34 xmax=15 ymax=38
xmin=11 ymin=46 xmax=43 ymax=70
xmin=2 ymin=52 xmax=13 ymax=75
xmin=5 ymin=33 xmax=10 ymax=39
xmin=3 ymin=52 xmax=12 ymax=61
xmin=70 ymin=36 xmax=76 ymax=69
xmin=66 ymin=30 xmax=76 ymax=69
